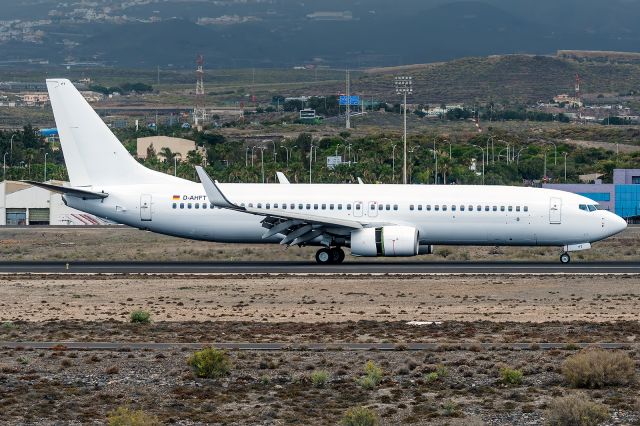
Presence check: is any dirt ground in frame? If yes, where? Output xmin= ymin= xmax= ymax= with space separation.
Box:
xmin=0 ymin=225 xmax=639 ymax=262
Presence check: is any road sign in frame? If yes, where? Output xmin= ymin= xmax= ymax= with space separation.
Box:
xmin=339 ymin=95 xmax=360 ymax=106
xmin=326 ymin=156 xmax=343 ymax=169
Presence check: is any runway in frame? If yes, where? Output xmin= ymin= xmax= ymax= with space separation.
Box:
xmin=0 ymin=341 xmax=635 ymax=351
xmin=0 ymin=261 xmax=638 ymax=274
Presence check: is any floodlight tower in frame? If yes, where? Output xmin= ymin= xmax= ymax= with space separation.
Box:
xmin=395 ymin=76 xmax=413 ymax=184
xmin=194 ymin=54 xmax=206 ymax=131
xmin=345 ymin=69 xmax=351 ymax=129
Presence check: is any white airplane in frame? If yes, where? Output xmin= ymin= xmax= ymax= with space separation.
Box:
xmin=33 ymin=79 xmax=627 ymax=265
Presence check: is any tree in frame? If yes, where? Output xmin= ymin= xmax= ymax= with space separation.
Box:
xmin=158 ymin=147 xmax=179 ymax=163
xmin=187 ymin=150 xmax=204 ymax=166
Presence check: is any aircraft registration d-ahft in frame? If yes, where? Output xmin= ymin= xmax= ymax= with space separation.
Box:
xmin=37 ymin=79 xmax=627 ymax=264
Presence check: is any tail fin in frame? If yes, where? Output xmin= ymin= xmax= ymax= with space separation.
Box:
xmin=46 ymin=79 xmax=177 ymax=187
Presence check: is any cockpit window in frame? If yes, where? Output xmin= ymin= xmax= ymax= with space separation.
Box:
xmin=588 ymin=205 xmax=597 ymax=212
xmin=579 ymin=204 xmax=588 ymax=211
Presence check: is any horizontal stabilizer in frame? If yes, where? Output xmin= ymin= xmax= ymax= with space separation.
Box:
xmin=22 ymin=181 xmax=108 ymax=199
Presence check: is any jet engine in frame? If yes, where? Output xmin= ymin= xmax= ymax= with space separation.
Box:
xmin=350 ymin=226 xmax=419 ymax=257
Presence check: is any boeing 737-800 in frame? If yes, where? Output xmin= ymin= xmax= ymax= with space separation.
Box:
xmin=33 ymin=79 xmax=627 ymax=264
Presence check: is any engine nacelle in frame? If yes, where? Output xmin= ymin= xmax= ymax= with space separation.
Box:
xmin=350 ymin=226 xmax=419 ymax=257
xmin=418 ymin=244 xmax=434 ymax=255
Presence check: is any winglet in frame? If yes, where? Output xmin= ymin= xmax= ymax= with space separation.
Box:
xmin=195 ymin=166 xmax=244 ymax=211
xmin=276 ymin=171 xmax=290 ymax=184
xmin=357 ymin=177 xmax=364 ymax=184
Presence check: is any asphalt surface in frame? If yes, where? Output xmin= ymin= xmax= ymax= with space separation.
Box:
xmin=0 ymin=261 xmax=637 ymax=274
xmin=0 ymin=341 xmax=635 ymax=351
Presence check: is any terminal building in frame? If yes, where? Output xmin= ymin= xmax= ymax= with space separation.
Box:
xmin=544 ymin=169 xmax=640 ymax=221
xmin=0 ymin=181 xmax=110 ymax=226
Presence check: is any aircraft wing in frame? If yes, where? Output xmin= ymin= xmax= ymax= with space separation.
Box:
xmin=23 ymin=181 xmax=108 ymax=199
xmin=196 ymin=166 xmax=370 ymax=246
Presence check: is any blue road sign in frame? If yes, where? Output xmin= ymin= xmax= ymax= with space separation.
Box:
xmin=339 ymin=95 xmax=360 ymax=106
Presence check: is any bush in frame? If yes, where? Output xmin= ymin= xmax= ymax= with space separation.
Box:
xmin=129 ymin=310 xmax=151 ymax=324
xmin=424 ymin=372 xmax=439 ymax=383
xmin=1 ymin=321 xmax=15 ymax=330
xmin=107 ymin=406 xmax=160 ymax=426
xmin=341 ymin=406 xmax=378 ymax=426
xmin=562 ymin=348 xmax=635 ymax=388
xmin=546 ymin=394 xmax=608 ymax=426
xmin=358 ymin=361 xmax=383 ymax=389
xmin=311 ymin=370 xmax=330 ymax=388
xmin=187 ymin=347 xmax=231 ymax=379
xmin=500 ymin=367 xmax=524 ymax=385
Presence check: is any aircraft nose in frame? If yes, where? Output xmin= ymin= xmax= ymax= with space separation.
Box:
xmin=607 ymin=212 xmax=627 ymax=236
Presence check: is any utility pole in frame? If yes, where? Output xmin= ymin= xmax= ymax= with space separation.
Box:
xmin=564 ymin=152 xmax=568 ymax=182
xmin=394 ymin=76 xmax=412 ymax=184
xmin=345 ymin=70 xmax=351 ymax=129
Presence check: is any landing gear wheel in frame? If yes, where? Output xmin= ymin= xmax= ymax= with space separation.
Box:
xmin=316 ymin=248 xmax=332 ymax=265
xmin=330 ymin=247 xmax=345 ymax=264
xmin=560 ymin=253 xmax=571 ymax=264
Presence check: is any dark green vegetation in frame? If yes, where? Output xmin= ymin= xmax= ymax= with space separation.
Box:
xmin=129 ymin=310 xmax=151 ymax=325
xmin=187 ymin=347 xmax=232 ymax=379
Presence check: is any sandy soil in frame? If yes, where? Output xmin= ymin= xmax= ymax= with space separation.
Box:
xmin=0 ymin=274 xmax=639 ymax=324
xmin=0 ymin=226 xmax=638 ymax=262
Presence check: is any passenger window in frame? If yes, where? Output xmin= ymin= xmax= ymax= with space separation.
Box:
xmin=347 ymin=204 xmax=352 ymax=210
xmin=298 ymin=204 xmax=303 ymax=209
xmin=203 ymin=203 xmax=208 ymax=209
xmin=188 ymin=203 xmax=192 ymax=209
xmin=579 ymin=204 xmax=588 ymax=211
xmin=306 ymin=204 xmax=311 ymax=209
xmin=460 ymin=205 xmax=465 ymax=211
xmin=314 ymin=204 xmax=318 ymax=209
xmin=493 ymin=206 xmax=497 ymax=211
xmin=195 ymin=203 xmax=200 ymax=209
xmin=249 ymin=203 xmax=254 ymax=208
xmin=355 ymin=204 xmax=360 ymax=210
xmin=393 ymin=205 xmax=398 ymax=210
xmin=265 ymin=203 xmax=270 ymax=209
xmin=372 ymin=203 xmax=377 ymax=210
xmin=427 ymin=205 xmax=431 ymax=211
xmin=516 ymin=206 xmax=520 ymax=212
xmin=500 ymin=206 xmax=505 ymax=212
xmin=172 ymin=203 xmax=177 ymax=209
xmin=469 ymin=205 xmax=473 ymax=211
xmin=435 ymin=205 xmax=440 ymax=211
xmin=524 ymin=206 xmax=529 ymax=212
xmin=180 ymin=203 xmax=184 ymax=209
xmin=410 ymin=205 xmax=414 ymax=211
xmin=508 ymin=206 xmax=513 ymax=212
xmin=210 ymin=203 xmax=215 ymax=209
xmin=442 ymin=205 xmax=447 ymax=211
xmin=330 ymin=204 xmax=334 ymax=210
xmin=418 ymin=205 xmax=423 ymax=211
xmin=274 ymin=203 xmax=278 ymax=209
xmin=386 ymin=204 xmax=390 ymax=211
xmin=452 ymin=205 xmax=456 ymax=211
xmin=378 ymin=204 xmax=383 ymax=211
xmin=257 ymin=203 xmax=262 ymax=208
xmin=485 ymin=206 xmax=489 ymax=211
xmin=240 ymin=203 xmax=245 ymax=207
xmin=282 ymin=203 xmax=287 ymax=209
xmin=478 ymin=205 xmax=482 ymax=211
xmin=290 ymin=203 xmax=295 ymax=209
xmin=338 ymin=204 xmax=342 ymax=210
xmin=321 ymin=204 xmax=326 ymax=210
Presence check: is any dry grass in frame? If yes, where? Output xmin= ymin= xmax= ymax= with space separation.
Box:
xmin=546 ymin=394 xmax=609 ymax=426
xmin=561 ymin=348 xmax=636 ymax=388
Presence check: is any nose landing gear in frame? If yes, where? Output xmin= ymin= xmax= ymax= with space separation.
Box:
xmin=560 ymin=252 xmax=571 ymax=264
xmin=315 ymin=247 xmax=345 ymax=264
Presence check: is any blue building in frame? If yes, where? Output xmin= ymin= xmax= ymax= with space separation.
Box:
xmin=544 ymin=169 xmax=640 ymax=220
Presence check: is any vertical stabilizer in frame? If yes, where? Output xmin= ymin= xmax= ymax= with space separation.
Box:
xmin=46 ymin=79 xmax=177 ymax=187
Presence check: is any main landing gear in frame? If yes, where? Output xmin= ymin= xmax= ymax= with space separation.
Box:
xmin=315 ymin=247 xmax=345 ymax=265
xmin=560 ymin=252 xmax=571 ymax=264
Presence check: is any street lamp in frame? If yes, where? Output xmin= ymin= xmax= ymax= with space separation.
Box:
xmin=394 ymin=76 xmax=412 ymax=184
xmin=544 ymin=140 xmax=557 ymax=165
xmin=470 ymin=145 xmax=485 ymax=185
xmin=2 ymin=152 xmax=6 ymax=181
xmin=259 ymin=146 xmax=266 ymax=183
xmin=392 ymin=144 xmax=397 ymax=183
xmin=543 ymin=149 xmax=547 ymax=181
xmin=309 ymin=145 xmax=317 ymax=183
xmin=271 ymin=141 xmax=277 ymax=162
xmin=251 ymin=146 xmax=257 ymax=167
xmin=564 ymin=152 xmax=568 ymax=182
xmin=9 ymin=134 xmax=16 ymax=165
xmin=44 ymin=152 xmax=48 ymax=182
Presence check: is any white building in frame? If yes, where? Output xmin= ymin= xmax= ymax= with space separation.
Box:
xmin=0 ymin=181 xmax=111 ymax=225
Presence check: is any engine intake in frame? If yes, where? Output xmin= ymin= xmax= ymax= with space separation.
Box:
xmin=350 ymin=226 xmax=419 ymax=257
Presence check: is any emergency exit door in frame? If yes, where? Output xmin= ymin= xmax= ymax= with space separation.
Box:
xmin=140 ymin=194 xmax=152 ymax=221
xmin=549 ymin=197 xmax=562 ymax=224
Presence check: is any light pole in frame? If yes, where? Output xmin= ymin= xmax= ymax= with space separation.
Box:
xmin=259 ymin=147 xmax=266 ymax=183
xmin=281 ymin=146 xmax=291 ymax=168
xmin=470 ymin=145 xmax=484 ymax=185
xmin=543 ymin=149 xmax=547 ymax=181
xmin=2 ymin=153 xmax=6 ymax=181
xmin=516 ymin=147 xmax=527 ymax=165
xmin=564 ymin=152 xmax=568 ymax=182
xmin=271 ymin=141 xmax=277 ymax=162
xmin=44 ymin=152 xmax=48 ymax=182
xmin=10 ymin=134 xmax=16 ymax=165
xmin=245 ymin=147 xmax=250 ymax=167
xmin=545 ymin=141 xmax=557 ymax=165
xmin=309 ymin=145 xmax=317 ymax=183
xmin=434 ymin=151 xmax=438 ymax=184
xmin=251 ymin=146 xmax=257 ymax=167
xmin=395 ymin=76 xmax=412 ymax=184
xmin=392 ymin=144 xmax=397 ymax=183
xmin=432 ymin=137 xmax=437 ymax=160
xmin=335 ymin=144 xmax=341 ymax=157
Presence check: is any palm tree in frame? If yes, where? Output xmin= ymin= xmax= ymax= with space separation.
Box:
xmin=158 ymin=147 xmax=178 ymax=163
xmin=186 ymin=149 xmax=204 ymax=166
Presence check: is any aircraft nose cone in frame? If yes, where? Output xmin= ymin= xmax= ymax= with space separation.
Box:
xmin=608 ymin=213 xmax=627 ymax=236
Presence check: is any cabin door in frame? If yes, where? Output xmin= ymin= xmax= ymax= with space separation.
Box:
xmin=549 ymin=197 xmax=562 ymax=224
xmin=140 ymin=194 xmax=153 ymax=221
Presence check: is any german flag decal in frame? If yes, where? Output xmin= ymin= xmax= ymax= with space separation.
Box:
xmin=172 ymin=195 xmax=180 ymax=200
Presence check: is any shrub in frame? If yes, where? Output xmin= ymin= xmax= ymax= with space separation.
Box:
xmin=341 ymin=406 xmax=378 ymax=426
xmin=129 ymin=310 xmax=151 ymax=324
xmin=187 ymin=347 xmax=231 ymax=379
xmin=311 ymin=370 xmax=330 ymax=388
xmin=424 ymin=372 xmax=439 ymax=383
xmin=358 ymin=361 xmax=383 ymax=389
xmin=500 ymin=367 xmax=524 ymax=385
xmin=562 ymin=348 xmax=635 ymax=388
xmin=1 ymin=321 xmax=15 ymax=330
xmin=435 ymin=364 xmax=449 ymax=378
xmin=546 ymin=394 xmax=608 ymax=426
xmin=107 ymin=406 xmax=160 ymax=426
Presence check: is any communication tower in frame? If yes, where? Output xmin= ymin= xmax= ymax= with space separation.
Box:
xmin=193 ymin=54 xmax=207 ymax=131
